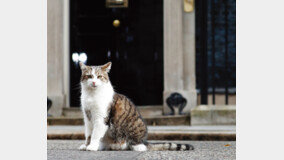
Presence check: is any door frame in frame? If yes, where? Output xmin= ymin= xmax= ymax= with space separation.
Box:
xmin=62 ymin=0 xmax=197 ymax=112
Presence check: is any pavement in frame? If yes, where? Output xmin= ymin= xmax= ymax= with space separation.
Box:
xmin=47 ymin=125 xmax=236 ymax=141
xmin=48 ymin=140 xmax=236 ymax=160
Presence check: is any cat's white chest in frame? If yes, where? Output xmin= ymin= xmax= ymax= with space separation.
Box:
xmin=81 ymin=84 xmax=114 ymax=118
xmin=82 ymin=93 xmax=109 ymax=109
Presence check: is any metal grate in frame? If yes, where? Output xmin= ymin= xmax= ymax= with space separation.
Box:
xmin=196 ymin=0 xmax=236 ymax=104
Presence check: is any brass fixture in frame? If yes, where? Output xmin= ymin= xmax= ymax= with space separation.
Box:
xmin=106 ymin=0 xmax=128 ymax=8
xmin=184 ymin=0 xmax=194 ymax=12
xmin=113 ymin=19 xmax=120 ymax=28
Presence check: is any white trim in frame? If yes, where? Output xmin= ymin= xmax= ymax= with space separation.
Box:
xmin=63 ymin=0 xmax=70 ymax=107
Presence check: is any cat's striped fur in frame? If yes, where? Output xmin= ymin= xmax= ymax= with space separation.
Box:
xmin=105 ymin=93 xmax=148 ymax=146
xmin=79 ymin=62 xmax=194 ymax=151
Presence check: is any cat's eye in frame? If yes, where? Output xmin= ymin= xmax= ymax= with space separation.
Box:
xmin=97 ymin=75 xmax=102 ymax=79
xmin=85 ymin=75 xmax=92 ymax=79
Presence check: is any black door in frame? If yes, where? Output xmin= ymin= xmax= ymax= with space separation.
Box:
xmin=70 ymin=0 xmax=163 ymax=107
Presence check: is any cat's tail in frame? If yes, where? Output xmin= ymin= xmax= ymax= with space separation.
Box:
xmin=145 ymin=142 xmax=194 ymax=151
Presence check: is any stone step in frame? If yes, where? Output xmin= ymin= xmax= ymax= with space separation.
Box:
xmin=62 ymin=108 xmax=82 ymax=117
xmin=47 ymin=125 xmax=236 ymax=141
xmin=48 ymin=115 xmax=190 ymax=126
xmin=62 ymin=105 xmax=163 ymax=118
xmin=191 ymin=105 xmax=236 ymax=125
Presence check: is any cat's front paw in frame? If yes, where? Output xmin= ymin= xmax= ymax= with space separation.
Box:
xmin=86 ymin=143 xmax=99 ymax=151
xmin=79 ymin=144 xmax=87 ymax=151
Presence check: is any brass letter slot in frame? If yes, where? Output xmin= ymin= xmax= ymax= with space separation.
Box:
xmin=106 ymin=0 xmax=128 ymax=8
xmin=184 ymin=0 xmax=194 ymax=12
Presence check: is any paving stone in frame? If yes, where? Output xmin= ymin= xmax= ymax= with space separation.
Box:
xmin=48 ymin=140 xmax=236 ymax=160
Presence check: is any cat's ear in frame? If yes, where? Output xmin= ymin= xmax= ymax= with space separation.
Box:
xmin=79 ymin=62 xmax=87 ymax=70
xmin=101 ymin=62 xmax=112 ymax=73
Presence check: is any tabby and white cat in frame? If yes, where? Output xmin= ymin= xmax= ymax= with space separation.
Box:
xmin=78 ymin=62 xmax=194 ymax=151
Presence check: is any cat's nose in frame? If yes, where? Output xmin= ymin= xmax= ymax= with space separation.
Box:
xmin=92 ymin=82 xmax=95 ymax=86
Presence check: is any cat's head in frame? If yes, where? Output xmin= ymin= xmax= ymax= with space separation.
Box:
xmin=79 ymin=62 xmax=112 ymax=88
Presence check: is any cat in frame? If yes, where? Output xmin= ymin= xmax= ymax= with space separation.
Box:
xmin=78 ymin=62 xmax=194 ymax=151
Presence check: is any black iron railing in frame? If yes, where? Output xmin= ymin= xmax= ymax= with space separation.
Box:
xmin=196 ymin=0 xmax=236 ymax=105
